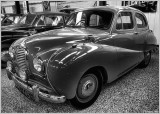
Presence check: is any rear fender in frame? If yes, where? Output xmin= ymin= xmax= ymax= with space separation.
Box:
xmin=145 ymin=30 xmax=157 ymax=51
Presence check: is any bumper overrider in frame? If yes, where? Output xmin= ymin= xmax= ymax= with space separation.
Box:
xmin=6 ymin=61 xmax=66 ymax=103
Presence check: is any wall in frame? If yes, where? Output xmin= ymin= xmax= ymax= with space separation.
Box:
xmin=58 ymin=1 xmax=97 ymax=9
xmin=1 ymin=1 xmax=15 ymax=13
xmin=144 ymin=1 xmax=160 ymax=44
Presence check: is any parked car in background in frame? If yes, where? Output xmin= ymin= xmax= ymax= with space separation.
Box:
xmin=6 ymin=6 xmax=157 ymax=109
xmin=60 ymin=8 xmax=77 ymax=21
xmin=129 ymin=1 xmax=157 ymax=12
xmin=1 ymin=13 xmax=23 ymax=26
xmin=60 ymin=8 xmax=77 ymax=14
xmin=1 ymin=14 xmax=4 ymax=21
xmin=1 ymin=11 xmax=69 ymax=68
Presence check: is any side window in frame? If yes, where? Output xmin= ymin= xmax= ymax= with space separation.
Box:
xmin=7 ymin=17 xmax=14 ymax=22
xmin=45 ymin=16 xmax=54 ymax=26
xmin=116 ymin=12 xmax=134 ymax=30
xmin=51 ymin=16 xmax=63 ymax=26
xmin=89 ymin=14 xmax=99 ymax=26
xmin=135 ymin=13 xmax=147 ymax=28
xmin=37 ymin=16 xmax=45 ymax=26
xmin=89 ymin=14 xmax=106 ymax=27
xmin=14 ymin=16 xmax=20 ymax=24
xmin=89 ymin=12 xmax=113 ymax=29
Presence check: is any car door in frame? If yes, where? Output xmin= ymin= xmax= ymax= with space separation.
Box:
xmin=111 ymin=11 xmax=141 ymax=77
xmin=134 ymin=11 xmax=149 ymax=51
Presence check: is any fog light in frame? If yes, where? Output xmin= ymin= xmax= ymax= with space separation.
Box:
xmin=19 ymin=69 xmax=27 ymax=81
xmin=7 ymin=61 xmax=12 ymax=71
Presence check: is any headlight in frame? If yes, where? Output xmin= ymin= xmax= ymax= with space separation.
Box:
xmin=33 ymin=58 xmax=43 ymax=72
xmin=9 ymin=52 xmax=14 ymax=58
xmin=9 ymin=47 xmax=15 ymax=58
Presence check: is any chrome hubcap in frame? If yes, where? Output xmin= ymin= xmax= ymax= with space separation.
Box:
xmin=145 ymin=52 xmax=151 ymax=64
xmin=77 ymin=74 xmax=98 ymax=101
xmin=82 ymin=79 xmax=96 ymax=97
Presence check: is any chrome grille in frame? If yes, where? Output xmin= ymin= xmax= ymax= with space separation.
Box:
xmin=15 ymin=47 xmax=27 ymax=70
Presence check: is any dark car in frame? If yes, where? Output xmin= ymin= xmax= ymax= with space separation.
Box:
xmin=60 ymin=8 xmax=77 ymax=14
xmin=129 ymin=1 xmax=157 ymax=12
xmin=1 ymin=13 xmax=23 ymax=26
xmin=6 ymin=6 xmax=157 ymax=109
xmin=1 ymin=12 xmax=69 ymax=68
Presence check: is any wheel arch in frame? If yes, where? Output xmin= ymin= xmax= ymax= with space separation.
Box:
xmin=83 ymin=66 xmax=108 ymax=85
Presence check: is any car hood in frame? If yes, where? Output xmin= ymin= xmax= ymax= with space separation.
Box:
xmin=13 ymin=27 xmax=109 ymax=56
xmin=1 ymin=24 xmax=27 ymax=31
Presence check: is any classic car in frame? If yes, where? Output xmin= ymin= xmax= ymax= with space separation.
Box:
xmin=1 ymin=13 xmax=23 ymax=26
xmin=129 ymin=1 xmax=157 ymax=12
xmin=60 ymin=8 xmax=77 ymax=14
xmin=1 ymin=12 xmax=69 ymax=68
xmin=6 ymin=6 xmax=157 ymax=109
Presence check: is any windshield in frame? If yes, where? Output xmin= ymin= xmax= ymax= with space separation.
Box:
xmin=2 ymin=15 xmax=21 ymax=24
xmin=66 ymin=10 xmax=113 ymax=29
xmin=17 ymin=14 xmax=36 ymax=25
xmin=35 ymin=15 xmax=64 ymax=26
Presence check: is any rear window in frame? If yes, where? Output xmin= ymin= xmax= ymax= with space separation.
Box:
xmin=135 ymin=13 xmax=147 ymax=28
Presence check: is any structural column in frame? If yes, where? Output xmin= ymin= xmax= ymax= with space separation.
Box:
xmin=15 ymin=1 xmax=21 ymax=14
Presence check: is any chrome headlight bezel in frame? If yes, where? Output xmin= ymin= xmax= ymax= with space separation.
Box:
xmin=9 ymin=51 xmax=14 ymax=58
xmin=20 ymin=41 xmax=26 ymax=48
xmin=8 ymin=47 xmax=15 ymax=58
xmin=33 ymin=57 xmax=44 ymax=72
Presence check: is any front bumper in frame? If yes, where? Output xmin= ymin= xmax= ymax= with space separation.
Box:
xmin=6 ymin=67 xmax=66 ymax=103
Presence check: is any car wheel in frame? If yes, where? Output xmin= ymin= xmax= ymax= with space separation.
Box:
xmin=139 ymin=51 xmax=151 ymax=68
xmin=70 ymin=73 xmax=102 ymax=109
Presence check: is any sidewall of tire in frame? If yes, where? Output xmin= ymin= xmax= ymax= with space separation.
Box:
xmin=70 ymin=72 xmax=102 ymax=109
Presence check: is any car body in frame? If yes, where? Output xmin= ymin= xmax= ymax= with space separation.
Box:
xmin=1 ymin=12 xmax=69 ymax=68
xmin=6 ymin=6 xmax=157 ymax=109
xmin=129 ymin=1 xmax=157 ymax=12
xmin=60 ymin=8 xmax=77 ymax=14
xmin=1 ymin=13 xmax=23 ymax=26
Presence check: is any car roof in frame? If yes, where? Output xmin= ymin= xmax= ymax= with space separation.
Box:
xmin=29 ymin=11 xmax=69 ymax=16
xmin=75 ymin=5 xmax=139 ymax=13
xmin=60 ymin=8 xmax=77 ymax=11
xmin=4 ymin=13 xmax=23 ymax=16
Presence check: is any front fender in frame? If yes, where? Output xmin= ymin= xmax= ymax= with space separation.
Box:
xmin=46 ymin=43 xmax=118 ymax=99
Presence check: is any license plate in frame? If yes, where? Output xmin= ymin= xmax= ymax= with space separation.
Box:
xmin=15 ymin=84 xmax=34 ymax=101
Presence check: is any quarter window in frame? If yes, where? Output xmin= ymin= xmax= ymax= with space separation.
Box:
xmin=135 ymin=13 xmax=147 ymax=28
xmin=116 ymin=12 xmax=134 ymax=30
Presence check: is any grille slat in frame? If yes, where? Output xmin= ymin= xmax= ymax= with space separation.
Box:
xmin=15 ymin=47 xmax=27 ymax=70
xmin=17 ymin=57 xmax=25 ymax=61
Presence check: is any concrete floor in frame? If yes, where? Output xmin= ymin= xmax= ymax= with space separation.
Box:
xmin=1 ymin=52 xmax=159 ymax=113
